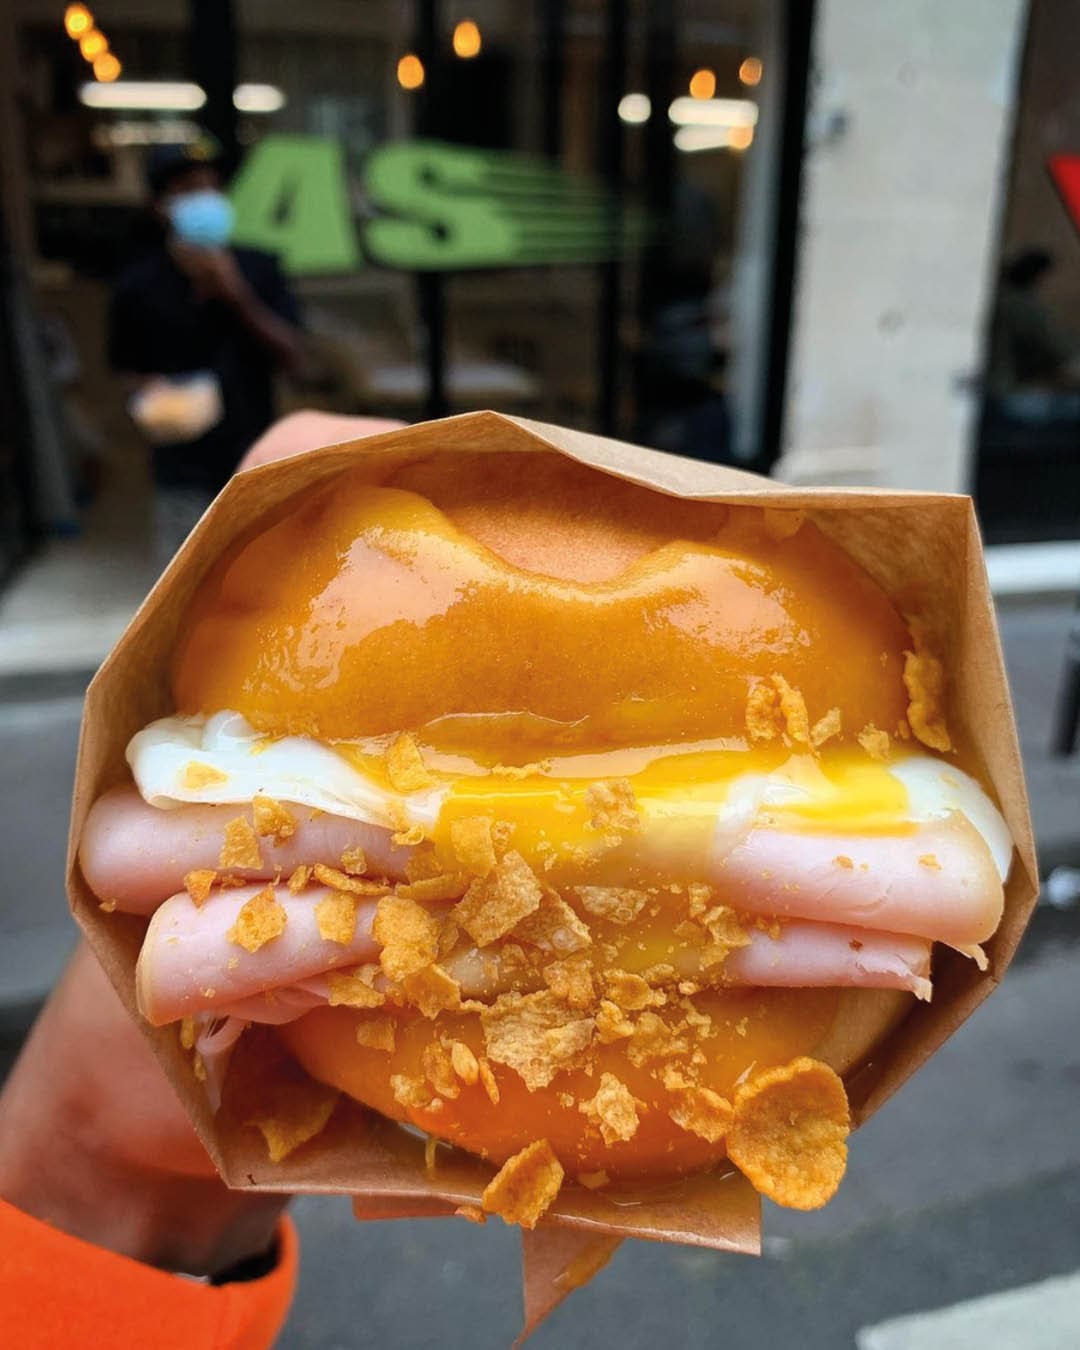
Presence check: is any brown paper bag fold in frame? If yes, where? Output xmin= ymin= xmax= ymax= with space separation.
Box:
xmin=65 ymin=411 xmax=1036 ymax=1327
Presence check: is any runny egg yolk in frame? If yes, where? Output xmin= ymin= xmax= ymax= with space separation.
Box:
xmin=172 ymin=468 xmax=912 ymax=750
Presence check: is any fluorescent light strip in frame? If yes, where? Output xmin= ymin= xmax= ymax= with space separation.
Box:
xmin=675 ymin=126 xmax=737 ymax=152
xmin=668 ymin=96 xmax=758 ymax=128
xmin=79 ymin=81 xmax=286 ymax=113
xmin=233 ymin=83 xmax=286 ymax=113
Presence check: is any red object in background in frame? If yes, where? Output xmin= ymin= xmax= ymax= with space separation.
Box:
xmin=1048 ymin=154 xmax=1080 ymax=233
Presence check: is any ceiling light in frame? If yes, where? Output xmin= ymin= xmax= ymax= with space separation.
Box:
xmin=452 ymin=20 xmax=482 ymax=59
xmin=689 ymin=68 xmax=717 ymax=100
xmin=397 ymin=53 xmax=425 ymax=90
xmin=78 ymin=80 xmax=207 ymax=111
xmin=233 ymin=83 xmax=286 ymax=113
xmin=668 ymin=96 xmax=758 ymax=127
xmin=617 ymin=92 xmax=651 ymax=125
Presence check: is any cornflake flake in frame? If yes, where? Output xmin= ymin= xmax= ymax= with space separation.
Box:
xmin=480 ymin=990 xmax=595 ymax=1090
xmin=858 ymin=724 xmax=891 ymax=761
xmin=391 ymin=1074 xmax=434 ymax=1112
xmin=422 ymin=1041 xmax=460 ymax=1099
xmin=373 ymin=894 xmax=441 ymax=981
xmin=179 ymin=1016 xmax=197 ymax=1050
xmin=385 ymin=732 xmax=436 ymax=792
xmin=512 ymin=893 xmax=591 ymax=953
xmin=455 ymin=1204 xmax=487 ymax=1224
xmin=727 ymin=1056 xmax=850 ymax=1210
xmin=226 ymin=884 xmax=287 ymax=953
xmin=595 ymin=999 xmax=634 ymax=1043
xmin=252 ymin=794 xmax=295 ymax=843
xmin=246 ymin=1080 xmax=338 ymax=1163
xmin=184 ymin=869 xmax=217 ymax=907
xmin=771 ymin=674 xmax=810 ymax=746
xmin=219 ymin=816 xmax=262 ymax=871
xmin=327 ymin=968 xmax=385 ymax=1009
xmin=577 ymin=1170 xmax=610 ymax=1190
xmin=903 ymin=651 xmax=952 ymax=752
xmin=542 ymin=956 xmax=596 ymax=1010
xmin=339 ymin=844 xmax=367 ymax=875
xmin=449 ymin=816 xmax=498 ymax=877
xmin=183 ymin=761 xmax=227 ymax=790
xmin=454 ymin=851 xmax=542 ymax=947
xmin=481 ymin=1139 xmax=564 ymax=1230
xmin=403 ymin=963 xmax=461 ymax=1018
xmin=450 ymin=1040 xmax=480 ymax=1085
xmin=746 ymin=681 xmax=781 ymax=741
xmin=354 ymin=1015 xmax=396 ymax=1052
xmin=574 ymin=885 xmax=649 ymax=926
xmin=394 ymin=873 xmax=468 ymax=903
xmin=627 ymin=1011 xmax=688 ymax=1067
xmin=313 ymin=863 xmax=388 ymax=896
xmin=584 ymin=779 xmax=640 ymax=834
xmin=669 ymin=1085 xmax=733 ymax=1143
xmin=315 ymin=891 xmax=359 ymax=946
xmin=604 ymin=970 xmax=655 ymax=1011
xmin=477 ymin=1057 xmax=501 ymax=1104
xmin=579 ymin=1072 xmax=640 ymax=1145
xmin=286 ymin=865 xmax=311 ymax=894
xmin=810 ymin=707 xmax=842 ymax=749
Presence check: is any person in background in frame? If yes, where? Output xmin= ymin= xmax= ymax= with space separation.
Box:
xmin=109 ymin=136 xmax=303 ymax=570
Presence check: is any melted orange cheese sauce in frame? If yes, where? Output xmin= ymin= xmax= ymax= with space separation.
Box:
xmin=173 ymin=467 xmax=911 ymax=753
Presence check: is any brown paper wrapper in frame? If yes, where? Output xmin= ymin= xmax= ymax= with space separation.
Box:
xmin=66 ymin=412 xmax=1036 ymax=1335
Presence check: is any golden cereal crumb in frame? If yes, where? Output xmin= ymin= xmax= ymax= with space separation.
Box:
xmin=450 ymin=1040 xmax=480 ymax=1085
xmin=573 ymin=885 xmax=648 ymax=926
xmin=699 ymin=905 xmax=751 ymax=968
xmin=219 ymin=817 xmax=262 ymax=871
xmin=327 ymin=968 xmax=385 ymax=1009
xmin=182 ymin=869 xmax=216 ymax=907
xmin=626 ymin=1011 xmax=689 ymax=1068
xmin=604 ymin=971 xmax=655 ymax=1012
xmin=834 ymin=855 xmax=854 ymax=870
xmin=226 ymin=885 xmax=287 ymax=953
xmin=386 ymin=732 xmax=436 ymax=792
xmin=179 ymin=1017 xmax=197 ymax=1050
xmin=286 ymin=865 xmax=311 ymax=894
xmin=392 ymin=824 xmax=426 ymax=848
xmin=227 ymin=956 xmax=239 ymax=970
xmin=772 ymin=674 xmax=810 ymax=746
xmin=449 ymin=816 xmax=498 ymax=877
xmin=98 ymin=898 xmax=118 ymax=913
xmin=394 ymin=873 xmax=468 ymax=903
xmin=192 ymin=1053 xmax=207 ymax=1082
xmin=763 ymin=507 xmax=806 ymax=541
xmin=810 ymin=707 xmax=843 ymax=749
xmin=354 ymin=1015 xmax=396 ymax=1052
xmin=182 ymin=761 xmax=227 ymax=790
xmin=477 ymin=1057 xmax=500 ymax=1105
xmin=595 ymin=1000 xmax=635 ymax=1044
xmin=455 ymin=1204 xmax=487 ymax=1224
xmin=669 ymin=1086 xmax=733 ymax=1144
xmin=687 ymin=883 xmax=713 ymax=918
xmin=339 ymin=844 xmax=367 ymax=876
xmin=542 ymin=956 xmax=596 ymax=1010
xmin=373 ymin=895 xmax=441 ymax=981
xmin=579 ymin=1073 xmax=640 ymax=1145
xmin=454 ymin=851 xmax=543 ymax=947
xmin=480 ymin=990 xmax=594 ymax=1091
xmin=513 ymin=893 xmax=592 ymax=953
xmin=315 ymin=891 xmax=359 ymax=945
xmin=247 ymin=1081 xmax=338 ymax=1163
xmin=312 ymin=863 xmax=388 ymax=896
xmin=903 ymin=651 xmax=952 ymax=752
xmin=746 ymin=681 xmax=781 ymax=741
xmin=252 ymin=795 xmax=295 ymax=843
xmin=481 ymin=1139 xmax=564 ymax=1230
xmin=858 ymin=724 xmax=891 ymax=761
xmin=577 ymin=1170 xmax=610 ymax=1190
xmin=424 ymin=1135 xmax=439 ymax=1175
xmin=422 ymin=1041 xmax=460 ymax=1100
xmin=390 ymin=1074 xmax=433 ymax=1111
xmin=584 ymin=779 xmax=640 ymax=834
xmin=403 ymin=963 xmax=462 ymax=1018
xmin=918 ymin=853 xmax=941 ymax=870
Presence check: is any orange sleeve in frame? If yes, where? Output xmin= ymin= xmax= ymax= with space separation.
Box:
xmin=0 ymin=1199 xmax=297 ymax=1350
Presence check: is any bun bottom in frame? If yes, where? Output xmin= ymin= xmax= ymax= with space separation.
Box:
xmin=279 ymin=988 xmax=912 ymax=1182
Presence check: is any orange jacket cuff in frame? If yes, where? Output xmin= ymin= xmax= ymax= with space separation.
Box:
xmin=0 ymin=1198 xmax=297 ymax=1350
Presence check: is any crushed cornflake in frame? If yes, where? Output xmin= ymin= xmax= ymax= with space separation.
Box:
xmin=896 ymin=717 xmax=912 ymax=741
xmin=480 ymin=990 xmax=595 ymax=1090
xmin=763 ymin=507 xmax=806 ymax=541
xmin=449 ymin=816 xmax=498 ymax=877
xmin=687 ymin=882 xmax=713 ymax=918
xmin=422 ymin=1041 xmax=460 ymax=1099
xmin=477 ymin=1057 xmax=501 ymax=1104
xmin=392 ymin=823 xmax=426 ymax=847
xmin=810 ymin=707 xmax=843 ymax=749
xmin=394 ymin=873 xmax=468 ymax=902
xmin=219 ymin=816 xmax=263 ymax=871
xmin=385 ymin=732 xmax=436 ymax=792
xmin=577 ymin=1170 xmax=610 ymax=1190
xmin=315 ymin=890 xmax=359 ymax=945
xmin=339 ymin=844 xmax=367 ymax=876
xmin=403 ymin=963 xmax=461 ymax=1018
xmin=454 ymin=851 xmax=542 ymax=947
xmin=903 ymin=651 xmax=952 ymax=753
xmin=542 ymin=956 xmax=596 ymax=1010
xmin=918 ymin=853 xmax=941 ymax=870
xmin=246 ymin=1080 xmax=338 ymax=1163
xmin=179 ymin=1016 xmax=197 ymax=1050
xmin=727 ymin=1056 xmax=850 ymax=1210
xmin=746 ymin=680 xmax=781 ymax=741
xmin=193 ymin=1053 xmax=207 ymax=1082
xmin=373 ymin=894 xmax=441 ymax=981
xmin=450 ymin=1040 xmax=480 ymax=1086
xmin=595 ymin=999 xmax=634 ymax=1043
xmin=699 ymin=905 xmax=751 ymax=968
xmin=626 ymin=1011 xmax=689 ymax=1068
xmin=404 ymin=846 xmax=443 ymax=882
xmin=772 ymin=674 xmax=810 ymax=746
xmin=184 ymin=869 xmax=217 ymax=907
xmin=327 ymin=968 xmax=385 ymax=1009
xmin=98 ymin=898 xmax=118 ymax=913
xmin=857 ymin=724 xmax=891 ymax=761
xmin=455 ymin=1204 xmax=487 ymax=1224
xmin=182 ymin=761 xmax=227 ymax=790
xmin=604 ymin=970 xmax=655 ymax=1012
xmin=512 ymin=893 xmax=592 ymax=953
xmin=286 ymin=865 xmax=311 ymax=894
xmin=252 ymin=794 xmax=295 ymax=843
xmin=669 ymin=1085 xmax=733 ymax=1143
xmin=481 ymin=1139 xmax=564 ymax=1230
xmin=584 ymin=779 xmax=640 ymax=835
xmin=579 ymin=1072 xmax=640 ymax=1145
xmin=390 ymin=1074 xmax=434 ymax=1112
xmin=312 ymin=863 xmax=388 ymax=896
xmin=354 ymin=1015 xmax=396 ymax=1052
xmin=574 ymin=885 xmax=649 ymax=926
xmin=226 ymin=884 xmax=287 ymax=953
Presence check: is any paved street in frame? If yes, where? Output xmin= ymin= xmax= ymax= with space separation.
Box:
xmin=1 ymin=597 xmax=1079 ymax=1346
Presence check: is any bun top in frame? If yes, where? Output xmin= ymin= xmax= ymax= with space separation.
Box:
xmin=173 ymin=451 xmax=912 ymax=753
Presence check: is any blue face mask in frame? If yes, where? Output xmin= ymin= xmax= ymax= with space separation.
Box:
xmin=167 ymin=189 xmax=234 ymax=247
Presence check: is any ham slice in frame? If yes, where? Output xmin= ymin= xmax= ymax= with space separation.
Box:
xmin=81 ymin=787 xmax=410 ymax=914
xmin=721 ymin=920 xmax=932 ymax=999
xmin=710 ymin=814 xmax=1003 ymax=945
xmin=136 ymin=884 xmax=388 ymax=1025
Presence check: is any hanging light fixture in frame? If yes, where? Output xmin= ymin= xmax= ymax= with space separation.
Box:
xmin=63 ymin=4 xmax=93 ymax=39
xmin=452 ymin=19 xmax=482 ymax=59
xmin=688 ymin=68 xmax=717 ymax=100
xmin=93 ymin=51 xmax=121 ymax=83
xmin=79 ymin=29 xmax=108 ymax=61
xmin=397 ymin=53 xmax=426 ymax=90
